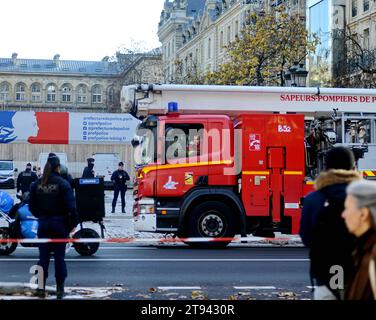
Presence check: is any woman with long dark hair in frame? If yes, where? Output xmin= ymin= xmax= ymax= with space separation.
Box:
xmin=29 ymin=153 xmax=78 ymax=299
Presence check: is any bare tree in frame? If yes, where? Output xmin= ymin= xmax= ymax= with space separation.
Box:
xmin=332 ymin=27 xmax=376 ymax=88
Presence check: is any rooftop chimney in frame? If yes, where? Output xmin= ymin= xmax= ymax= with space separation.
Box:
xmin=11 ymin=53 xmax=18 ymax=65
xmin=102 ymin=56 xmax=109 ymax=69
xmin=53 ymin=54 xmax=61 ymax=68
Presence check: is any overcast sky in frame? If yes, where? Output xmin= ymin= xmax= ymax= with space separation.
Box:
xmin=0 ymin=0 xmax=165 ymax=61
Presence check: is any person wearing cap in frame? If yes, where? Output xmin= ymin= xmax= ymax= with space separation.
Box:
xmin=110 ymin=162 xmax=130 ymax=213
xmin=60 ymin=164 xmax=74 ymax=188
xmin=16 ymin=162 xmax=38 ymax=196
xmin=343 ymin=180 xmax=376 ymax=300
xmin=82 ymin=157 xmax=95 ymax=178
xmin=29 ymin=153 xmax=78 ymax=299
xmin=300 ymin=146 xmax=363 ymax=300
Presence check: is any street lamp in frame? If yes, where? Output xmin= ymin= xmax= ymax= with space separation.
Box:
xmin=284 ymin=69 xmax=292 ymax=87
xmin=295 ymin=63 xmax=309 ymax=87
xmin=286 ymin=61 xmax=308 ymax=87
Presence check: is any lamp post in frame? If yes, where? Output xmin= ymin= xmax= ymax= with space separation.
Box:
xmin=284 ymin=61 xmax=308 ymax=87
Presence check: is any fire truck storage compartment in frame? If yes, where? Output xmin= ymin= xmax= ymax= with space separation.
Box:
xmin=74 ymin=178 xmax=105 ymax=222
xmin=240 ymin=114 xmax=305 ymax=233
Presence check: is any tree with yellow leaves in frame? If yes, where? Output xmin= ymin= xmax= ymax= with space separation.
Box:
xmin=206 ymin=7 xmax=319 ymax=86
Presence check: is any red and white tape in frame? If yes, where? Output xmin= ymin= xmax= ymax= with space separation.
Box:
xmin=0 ymin=236 xmax=293 ymax=244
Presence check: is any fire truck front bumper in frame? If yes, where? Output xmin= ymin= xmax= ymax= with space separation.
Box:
xmin=134 ymin=198 xmax=156 ymax=232
xmin=134 ymin=214 xmax=157 ymax=232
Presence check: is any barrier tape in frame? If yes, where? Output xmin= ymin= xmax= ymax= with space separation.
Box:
xmin=0 ymin=236 xmax=295 ymax=244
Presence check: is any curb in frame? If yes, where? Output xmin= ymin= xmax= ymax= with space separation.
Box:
xmin=0 ymin=282 xmax=55 ymax=295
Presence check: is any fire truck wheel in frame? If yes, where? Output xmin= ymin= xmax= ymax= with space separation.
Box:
xmin=0 ymin=227 xmax=18 ymax=255
xmin=186 ymin=201 xmax=235 ymax=248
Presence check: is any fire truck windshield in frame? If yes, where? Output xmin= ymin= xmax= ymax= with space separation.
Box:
xmin=133 ymin=118 xmax=157 ymax=166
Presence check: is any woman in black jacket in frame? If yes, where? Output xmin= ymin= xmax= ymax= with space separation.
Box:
xmin=29 ymin=153 xmax=78 ymax=299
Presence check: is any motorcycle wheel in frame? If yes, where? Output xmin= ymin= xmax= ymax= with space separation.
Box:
xmin=0 ymin=227 xmax=18 ymax=255
xmin=73 ymin=228 xmax=100 ymax=256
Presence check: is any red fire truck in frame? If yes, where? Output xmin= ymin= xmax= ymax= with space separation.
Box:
xmin=121 ymin=84 xmax=376 ymax=247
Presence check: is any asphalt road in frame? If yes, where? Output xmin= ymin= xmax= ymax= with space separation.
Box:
xmin=0 ymin=244 xmax=312 ymax=300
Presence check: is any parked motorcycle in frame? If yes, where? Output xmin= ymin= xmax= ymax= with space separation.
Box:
xmin=0 ymin=191 xmax=102 ymax=256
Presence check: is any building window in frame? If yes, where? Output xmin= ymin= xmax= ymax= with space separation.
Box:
xmin=227 ymin=25 xmax=231 ymax=43
xmin=0 ymin=82 xmax=10 ymax=102
xmin=220 ymin=31 xmax=224 ymax=51
xmin=92 ymin=85 xmax=102 ymax=103
xmin=235 ymin=20 xmax=239 ymax=37
xmin=363 ymin=0 xmax=369 ymax=11
xmin=15 ymin=83 xmax=26 ymax=101
xmin=363 ymin=28 xmax=370 ymax=48
xmin=108 ymin=87 xmax=115 ymax=104
xmin=61 ymin=84 xmax=72 ymax=102
xmin=47 ymin=84 xmax=57 ymax=102
xmin=352 ymin=0 xmax=358 ymax=17
xmin=77 ymin=85 xmax=88 ymax=103
xmin=208 ymin=38 xmax=212 ymax=59
xmin=31 ymin=83 xmax=41 ymax=102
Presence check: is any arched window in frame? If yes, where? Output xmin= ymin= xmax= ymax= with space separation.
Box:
xmin=31 ymin=83 xmax=41 ymax=102
xmin=15 ymin=83 xmax=26 ymax=101
xmin=92 ymin=85 xmax=102 ymax=103
xmin=61 ymin=83 xmax=73 ymax=102
xmin=0 ymin=82 xmax=10 ymax=101
xmin=46 ymin=84 xmax=57 ymax=102
xmin=77 ymin=84 xmax=88 ymax=103
xmin=108 ymin=87 xmax=115 ymax=104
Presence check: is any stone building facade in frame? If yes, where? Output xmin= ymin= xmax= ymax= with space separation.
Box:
xmin=121 ymin=51 xmax=164 ymax=85
xmin=0 ymin=53 xmax=123 ymax=113
xmin=0 ymin=52 xmax=162 ymax=178
xmin=158 ymin=0 xmax=305 ymax=83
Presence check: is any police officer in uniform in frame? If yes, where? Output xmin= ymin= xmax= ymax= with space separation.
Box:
xmin=111 ymin=162 xmax=130 ymax=213
xmin=17 ymin=163 xmax=38 ymax=196
xmin=29 ymin=153 xmax=78 ymax=299
xmin=82 ymin=157 xmax=95 ymax=178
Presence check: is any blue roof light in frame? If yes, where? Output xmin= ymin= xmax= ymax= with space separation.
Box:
xmin=168 ymin=102 xmax=178 ymax=113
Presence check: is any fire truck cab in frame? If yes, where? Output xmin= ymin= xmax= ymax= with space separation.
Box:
xmin=122 ymin=84 xmax=376 ymax=246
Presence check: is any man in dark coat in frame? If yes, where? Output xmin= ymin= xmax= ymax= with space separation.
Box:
xmin=17 ymin=163 xmax=38 ymax=195
xmin=82 ymin=157 xmax=95 ymax=178
xmin=111 ymin=162 xmax=130 ymax=213
xmin=300 ymin=146 xmax=362 ymax=300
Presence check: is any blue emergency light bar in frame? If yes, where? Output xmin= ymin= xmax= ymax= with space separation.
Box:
xmin=168 ymin=102 xmax=179 ymax=113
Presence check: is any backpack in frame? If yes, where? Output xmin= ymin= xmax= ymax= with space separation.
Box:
xmin=310 ymin=189 xmax=355 ymax=291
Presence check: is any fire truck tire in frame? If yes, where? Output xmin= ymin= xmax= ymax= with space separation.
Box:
xmin=0 ymin=227 xmax=18 ymax=255
xmin=185 ymin=201 xmax=235 ymax=248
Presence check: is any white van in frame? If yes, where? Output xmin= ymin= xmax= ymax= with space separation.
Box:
xmin=0 ymin=160 xmax=15 ymax=189
xmin=92 ymin=153 xmax=120 ymax=189
xmin=38 ymin=153 xmax=68 ymax=173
